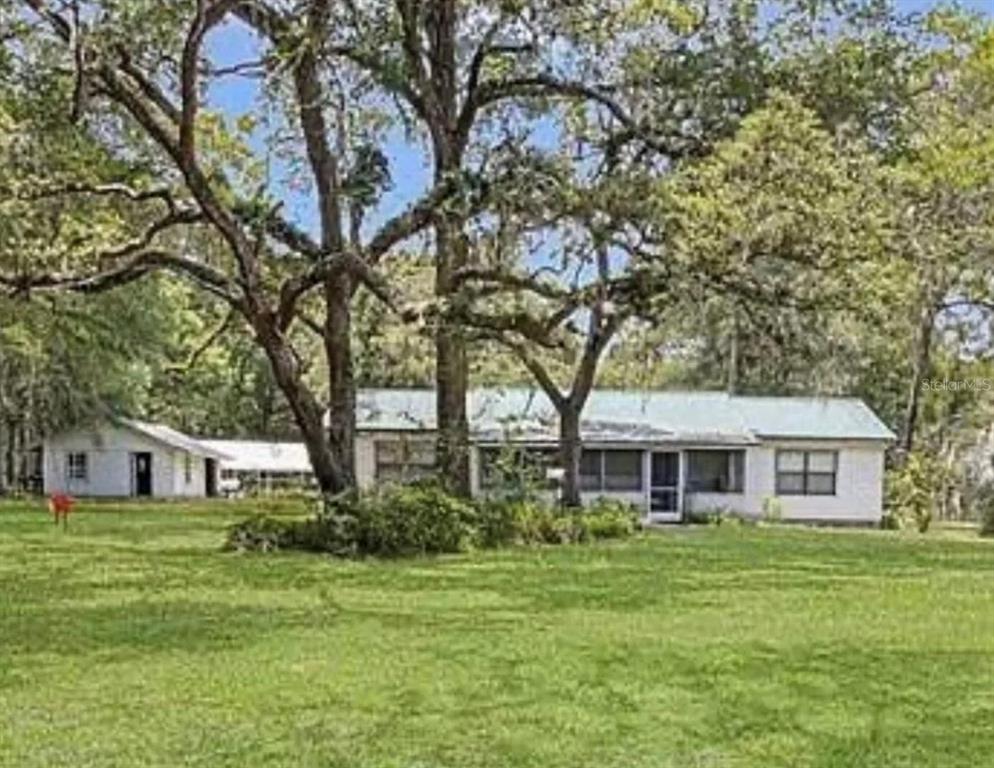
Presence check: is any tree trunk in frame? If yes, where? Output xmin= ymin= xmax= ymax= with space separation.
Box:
xmin=325 ymin=270 xmax=356 ymax=486
xmin=727 ymin=310 xmax=739 ymax=395
xmin=559 ymin=405 xmax=583 ymax=508
xmin=435 ymin=220 xmax=471 ymax=495
xmin=253 ymin=317 xmax=347 ymax=495
xmin=425 ymin=1 xmax=472 ymax=496
xmin=901 ymin=304 xmax=935 ymax=456
xmin=0 ymin=419 xmax=7 ymax=496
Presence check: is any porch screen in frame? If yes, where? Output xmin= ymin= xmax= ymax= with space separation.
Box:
xmin=686 ymin=450 xmax=745 ymax=493
xmin=580 ymin=450 xmax=643 ymax=492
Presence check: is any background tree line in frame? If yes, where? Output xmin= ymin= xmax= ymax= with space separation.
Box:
xmin=1 ymin=1 xmax=992 ymax=515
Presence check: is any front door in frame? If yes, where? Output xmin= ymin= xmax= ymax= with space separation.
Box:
xmin=204 ymin=458 xmax=217 ymax=498
xmin=133 ymin=452 xmax=153 ymax=497
xmin=649 ymin=451 xmax=681 ymax=522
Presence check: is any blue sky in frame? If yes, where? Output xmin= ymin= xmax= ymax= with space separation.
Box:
xmin=206 ymin=0 xmax=993 ymax=239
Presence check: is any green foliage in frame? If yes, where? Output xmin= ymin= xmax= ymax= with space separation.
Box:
xmin=226 ymin=484 xmax=477 ymax=559
xmin=475 ymin=497 xmax=639 ymax=547
xmin=224 ymin=514 xmax=292 ymax=553
xmin=880 ymin=510 xmax=903 ymax=531
xmin=761 ymin=496 xmax=784 ymax=524
xmin=228 ymin=487 xmax=639 ymax=557
xmin=971 ymin=482 xmax=994 ymax=538
xmin=575 ymin=498 xmax=640 ymax=540
xmin=350 ymin=482 xmax=478 ymax=557
xmin=886 ymin=453 xmax=942 ymax=534
xmin=479 ymin=443 xmax=553 ymax=503
xmin=684 ymin=506 xmax=731 ymax=526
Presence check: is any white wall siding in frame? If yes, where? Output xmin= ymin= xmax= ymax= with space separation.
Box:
xmin=43 ymin=425 xmax=204 ymax=498
xmin=355 ymin=433 xmax=378 ymax=491
xmin=356 ymin=433 xmax=886 ymax=523
xmin=685 ymin=441 xmax=885 ymax=523
xmin=169 ymin=450 xmax=208 ymax=498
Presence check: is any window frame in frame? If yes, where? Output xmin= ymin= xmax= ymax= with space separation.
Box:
xmin=374 ymin=437 xmax=437 ymax=484
xmin=775 ymin=450 xmax=837 ymax=496
xmin=66 ymin=452 xmax=88 ymax=482
xmin=479 ymin=446 xmax=559 ymax=491
xmin=685 ymin=449 xmax=746 ymax=494
xmin=579 ymin=449 xmax=644 ymax=493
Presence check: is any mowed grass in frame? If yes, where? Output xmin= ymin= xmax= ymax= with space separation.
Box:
xmin=1 ymin=500 xmax=991 ymax=768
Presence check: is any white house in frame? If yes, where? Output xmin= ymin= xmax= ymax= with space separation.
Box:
xmin=352 ymin=388 xmax=896 ymax=524
xmin=43 ymin=419 xmax=228 ymax=499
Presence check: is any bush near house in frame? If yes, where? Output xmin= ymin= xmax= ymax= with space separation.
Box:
xmin=972 ymin=482 xmax=994 ymax=538
xmin=226 ymin=485 xmax=640 ymax=557
xmin=885 ymin=453 xmax=941 ymax=533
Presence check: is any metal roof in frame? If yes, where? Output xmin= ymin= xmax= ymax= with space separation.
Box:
xmin=118 ymin=419 xmax=230 ymax=459
xmin=199 ymin=440 xmax=312 ymax=473
xmin=356 ymin=388 xmax=895 ymax=443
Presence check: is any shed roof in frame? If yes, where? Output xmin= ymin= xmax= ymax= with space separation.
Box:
xmin=118 ymin=419 xmax=230 ymax=458
xmin=199 ymin=440 xmax=312 ymax=473
xmin=355 ymin=388 xmax=895 ymax=443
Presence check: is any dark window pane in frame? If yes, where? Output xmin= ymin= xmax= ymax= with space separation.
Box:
xmin=807 ymin=451 xmax=836 ymax=473
xmin=777 ymin=451 xmax=805 ymax=472
xmin=777 ymin=472 xmax=806 ymax=494
xmin=604 ymin=450 xmax=643 ymax=491
xmin=686 ymin=450 xmax=745 ymax=493
xmin=580 ymin=450 xmax=602 ymax=491
xmin=650 ymin=489 xmax=678 ymax=513
xmin=687 ymin=451 xmax=724 ymax=492
xmin=807 ymin=472 xmax=836 ymax=495
xmin=651 ymin=452 xmax=679 ymax=486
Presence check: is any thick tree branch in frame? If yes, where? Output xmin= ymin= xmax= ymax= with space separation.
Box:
xmin=0 ymin=249 xmax=240 ymax=305
xmin=18 ymin=182 xmax=183 ymax=213
xmin=458 ymin=74 xmax=670 ymax=155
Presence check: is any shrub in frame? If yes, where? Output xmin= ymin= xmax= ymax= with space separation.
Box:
xmin=224 ymin=514 xmax=293 ymax=552
xmin=684 ymin=506 xmax=728 ymax=526
xmin=474 ymin=498 xmax=558 ymax=547
xmin=972 ymin=482 xmax=994 ymax=538
xmin=228 ymin=487 xmax=639 ymax=558
xmin=761 ymin=496 xmax=783 ymax=523
xmin=227 ymin=483 xmax=476 ymax=558
xmin=886 ymin=453 xmax=939 ymax=534
xmin=507 ymin=500 xmax=561 ymax=545
xmin=879 ymin=510 xmax=902 ymax=531
xmin=576 ymin=498 xmax=640 ymax=540
xmin=982 ymin=507 xmax=994 ymax=538
xmin=353 ymin=481 xmax=477 ymax=556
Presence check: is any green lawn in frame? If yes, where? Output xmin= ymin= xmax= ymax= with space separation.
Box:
xmin=1 ymin=500 xmax=991 ymax=768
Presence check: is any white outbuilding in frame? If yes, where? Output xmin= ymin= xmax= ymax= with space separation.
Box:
xmin=42 ymin=419 xmax=228 ymax=498
xmin=199 ymin=439 xmax=314 ymax=493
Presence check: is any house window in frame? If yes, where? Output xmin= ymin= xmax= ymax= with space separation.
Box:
xmin=579 ymin=449 xmax=643 ymax=492
xmin=776 ymin=450 xmax=837 ymax=496
xmin=479 ymin=447 xmax=558 ymax=490
xmin=686 ymin=450 xmax=745 ymax=493
xmin=374 ymin=438 xmax=436 ymax=483
xmin=580 ymin=450 xmax=602 ymax=491
xmin=184 ymin=454 xmax=193 ymax=484
xmin=66 ymin=452 xmax=88 ymax=482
